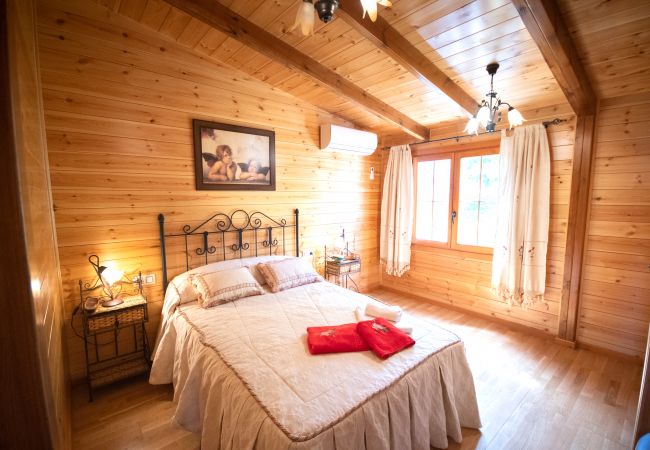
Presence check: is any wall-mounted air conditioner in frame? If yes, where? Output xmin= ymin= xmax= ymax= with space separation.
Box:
xmin=320 ymin=124 xmax=378 ymax=156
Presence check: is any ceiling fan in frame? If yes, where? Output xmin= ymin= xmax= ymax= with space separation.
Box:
xmin=290 ymin=0 xmax=392 ymax=35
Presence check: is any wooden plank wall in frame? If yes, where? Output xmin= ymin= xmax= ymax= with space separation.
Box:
xmin=576 ymin=93 xmax=650 ymax=358
xmin=381 ymin=107 xmax=576 ymax=334
xmin=6 ymin=0 xmax=70 ymax=446
xmin=36 ymin=0 xmax=382 ymax=382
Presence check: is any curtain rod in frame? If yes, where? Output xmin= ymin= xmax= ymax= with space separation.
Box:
xmin=384 ymin=117 xmax=568 ymax=149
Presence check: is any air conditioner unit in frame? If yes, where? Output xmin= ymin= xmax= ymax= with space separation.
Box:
xmin=320 ymin=124 xmax=378 ymax=156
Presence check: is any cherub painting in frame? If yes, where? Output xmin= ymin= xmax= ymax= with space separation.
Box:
xmin=193 ymin=120 xmax=275 ymax=191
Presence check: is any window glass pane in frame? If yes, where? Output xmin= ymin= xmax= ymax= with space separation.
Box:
xmin=417 ymin=161 xmax=434 ymax=202
xmin=457 ymin=200 xmax=478 ymax=245
xmin=415 ymin=159 xmax=450 ymax=242
xmin=480 ymin=154 xmax=500 ymax=203
xmin=457 ymin=153 xmax=500 ymax=248
xmin=459 ymin=156 xmax=481 ymax=202
xmin=477 ymin=202 xmax=497 ymax=247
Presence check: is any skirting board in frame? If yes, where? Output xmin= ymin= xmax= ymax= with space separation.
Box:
xmin=378 ymin=285 xmax=642 ymax=365
xmin=378 ymin=285 xmax=556 ymax=340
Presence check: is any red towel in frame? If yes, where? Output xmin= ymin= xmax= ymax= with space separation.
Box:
xmin=307 ymin=323 xmax=370 ymax=355
xmin=356 ymin=317 xmax=415 ymax=359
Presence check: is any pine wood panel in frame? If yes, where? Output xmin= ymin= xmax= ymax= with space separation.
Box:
xmin=381 ymin=116 xmax=575 ymax=334
xmin=103 ymin=0 xmax=572 ymax=132
xmin=577 ymin=95 xmax=650 ymax=358
xmin=512 ymin=0 xmax=596 ymax=115
xmin=336 ymin=0 xmax=477 ymax=115
xmin=42 ymin=0 xmax=385 ymax=134
xmin=38 ymin=0 xmax=383 ymax=382
xmin=163 ymin=0 xmax=429 ymax=140
xmin=558 ymin=0 xmax=650 ymax=98
xmin=382 ymin=0 xmax=567 ymax=117
xmin=4 ymin=0 xmax=70 ymax=447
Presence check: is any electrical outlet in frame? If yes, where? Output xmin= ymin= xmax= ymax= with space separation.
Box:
xmin=143 ymin=273 xmax=156 ymax=285
xmin=370 ymin=167 xmax=375 ymax=180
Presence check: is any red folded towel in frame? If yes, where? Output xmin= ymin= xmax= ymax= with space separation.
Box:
xmin=356 ymin=317 xmax=415 ymax=359
xmin=307 ymin=323 xmax=370 ymax=355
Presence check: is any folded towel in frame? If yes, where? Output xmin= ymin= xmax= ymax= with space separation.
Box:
xmin=365 ymin=302 xmax=402 ymax=322
xmin=355 ymin=307 xmax=412 ymax=334
xmin=356 ymin=317 xmax=415 ymax=359
xmin=396 ymin=325 xmax=413 ymax=335
xmin=307 ymin=323 xmax=369 ymax=355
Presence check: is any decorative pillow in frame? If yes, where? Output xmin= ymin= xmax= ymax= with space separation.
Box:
xmin=189 ymin=267 xmax=263 ymax=308
xmin=168 ymin=255 xmax=290 ymax=304
xmin=257 ymin=258 xmax=323 ymax=293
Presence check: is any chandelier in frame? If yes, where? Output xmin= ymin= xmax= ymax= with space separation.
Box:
xmin=465 ymin=63 xmax=525 ymax=135
xmin=290 ymin=0 xmax=392 ymax=35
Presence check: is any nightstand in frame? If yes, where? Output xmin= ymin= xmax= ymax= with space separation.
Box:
xmin=81 ymin=293 xmax=151 ymax=401
xmin=325 ymin=258 xmax=361 ymax=291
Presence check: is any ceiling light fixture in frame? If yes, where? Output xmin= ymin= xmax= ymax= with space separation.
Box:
xmin=465 ymin=63 xmax=525 ymax=135
xmin=290 ymin=0 xmax=392 ymax=35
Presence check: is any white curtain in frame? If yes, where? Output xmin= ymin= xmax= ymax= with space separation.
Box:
xmin=491 ymin=124 xmax=551 ymax=307
xmin=380 ymin=145 xmax=414 ymax=277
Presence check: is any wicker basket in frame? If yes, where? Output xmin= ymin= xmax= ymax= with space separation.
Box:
xmin=87 ymin=307 xmax=146 ymax=333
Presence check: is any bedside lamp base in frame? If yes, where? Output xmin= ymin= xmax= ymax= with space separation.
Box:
xmin=101 ymin=297 xmax=124 ymax=307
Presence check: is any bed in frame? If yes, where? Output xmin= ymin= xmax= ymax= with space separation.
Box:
xmin=150 ymin=209 xmax=481 ymax=449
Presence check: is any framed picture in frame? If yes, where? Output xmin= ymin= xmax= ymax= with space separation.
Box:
xmin=193 ymin=119 xmax=275 ymax=191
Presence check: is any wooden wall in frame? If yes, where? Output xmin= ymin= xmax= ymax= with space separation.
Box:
xmin=381 ymin=106 xmax=576 ymax=335
xmin=4 ymin=0 xmax=70 ymax=447
xmin=36 ymin=0 xmax=382 ymax=382
xmin=576 ymin=93 xmax=650 ymax=358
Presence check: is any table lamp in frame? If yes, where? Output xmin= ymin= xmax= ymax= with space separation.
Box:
xmin=88 ymin=254 xmax=124 ymax=307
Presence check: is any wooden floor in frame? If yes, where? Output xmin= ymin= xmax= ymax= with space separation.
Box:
xmin=71 ymin=289 xmax=642 ymax=449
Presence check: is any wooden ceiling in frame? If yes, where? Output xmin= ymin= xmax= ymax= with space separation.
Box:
xmin=557 ymin=0 xmax=650 ymax=99
xmin=105 ymin=0 xmax=648 ymax=139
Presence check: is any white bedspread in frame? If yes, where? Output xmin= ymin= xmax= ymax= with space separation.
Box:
xmin=151 ymin=281 xmax=481 ymax=449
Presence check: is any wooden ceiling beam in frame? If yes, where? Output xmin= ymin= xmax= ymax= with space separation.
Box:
xmin=511 ymin=0 xmax=596 ymax=114
xmin=337 ymin=1 xmax=478 ymax=116
xmin=163 ymin=0 xmax=429 ymax=140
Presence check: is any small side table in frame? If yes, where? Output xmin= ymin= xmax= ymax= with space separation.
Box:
xmin=325 ymin=258 xmax=361 ymax=291
xmin=82 ymin=294 xmax=151 ymax=401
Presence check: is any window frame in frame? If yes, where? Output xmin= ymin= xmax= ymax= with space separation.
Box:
xmin=412 ymin=145 xmax=500 ymax=255
xmin=412 ymin=152 xmax=454 ymax=249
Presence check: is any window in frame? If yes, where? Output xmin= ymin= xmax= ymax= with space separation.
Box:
xmin=413 ymin=147 xmax=500 ymax=253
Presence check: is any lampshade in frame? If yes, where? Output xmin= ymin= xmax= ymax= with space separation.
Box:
xmin=360 ymin=0 xmax=392 ymax=22
xmin=88 ymin=254 xmax=124 ymax=306
xmin=507 ymin=107 xmax=525 ymax=129
xmin=476 ymin=105 xmax=490 ymax=128
xmin=464 ymin=116 xmax=480 ymax=136
xmin=289 ymin=0 xmax=315 ymax=35
xmin=100 ymin=266 xmax=124 ymax=287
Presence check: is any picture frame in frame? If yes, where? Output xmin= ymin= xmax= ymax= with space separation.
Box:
xmin=193 ymin=119 xmax=275 ymax=191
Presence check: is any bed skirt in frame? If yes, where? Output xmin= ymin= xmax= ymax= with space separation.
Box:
xmin=157 ymin=313 xmax=481 ymax=450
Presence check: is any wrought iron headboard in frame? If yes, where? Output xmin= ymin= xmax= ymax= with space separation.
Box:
xmin=158 ymin=209 xmax=299 ymax=290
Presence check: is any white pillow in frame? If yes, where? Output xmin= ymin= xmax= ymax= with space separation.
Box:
xmin=168 ymin=255 xmax=290 ymax=304
xmin=189 ymin=267 xmax=263 ymax=308
xmin=257 ymin=257 xmax=323 ymax=293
